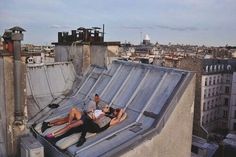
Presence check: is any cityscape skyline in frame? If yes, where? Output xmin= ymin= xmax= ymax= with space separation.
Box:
xmin=0 ymin=0 xmax=236 ymax=46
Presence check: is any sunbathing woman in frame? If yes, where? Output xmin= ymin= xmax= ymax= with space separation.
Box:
xmin=41 ymin=107 xmax=83 ymax=136
xmin=43 ymin=107 xmax=105 ymax=138
xmin=41 ymin=94 xmax=102 ymax=133
xmin=76 ymin=104 xmax=126 ymax=146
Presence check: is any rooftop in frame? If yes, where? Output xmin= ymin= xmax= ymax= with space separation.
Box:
xmin=29 ymin=60 xmax=194 ymax=157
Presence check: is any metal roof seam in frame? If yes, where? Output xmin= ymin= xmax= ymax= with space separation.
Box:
xmin=84 ymin=69 xmax=106 ymax=99
xmin=43 ymin=65 xmax=55 ymax=99
xmin=124 ymin=70 xmax=150 ymax=111
xmin=100 ymin=64 xmax=122 ymax=97
xmin=26 ymin=71 xmax=41 ymax=110
xmin=71 ymin=67 xmax=96 ymax=98
xmin=108 ymin=67 xmax=135 ymax=107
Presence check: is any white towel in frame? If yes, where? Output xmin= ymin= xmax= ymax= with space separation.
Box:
xmin=94 ymin=110 xmax=103 ymax=118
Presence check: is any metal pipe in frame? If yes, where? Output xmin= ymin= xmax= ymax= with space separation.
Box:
xmin=13 ymin=40 xmax=23 ymax=124
xmin=102 ymin=24 xmax=105 ymax=41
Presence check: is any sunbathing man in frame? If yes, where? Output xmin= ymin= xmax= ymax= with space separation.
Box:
xmin=76 ymin=104 xmax=125 ymax=146
xmin=86 ymin=93 xmax=102 ymax=111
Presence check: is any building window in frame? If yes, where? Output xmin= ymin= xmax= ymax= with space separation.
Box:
xmin=203 ymin=102 xmax=206 ymax=111
xmin=207 ymin=101 xmax=210 ymax=110
xmin=208 ymin=89 xmax=211 ymax=97
xmin=213 ymin=76 xmax=216 ymax=85
xmin=225 ymin=87 xmax=229 ymax=94
xmin=191 ymin=145 xmax=199 ymax=154
xmin=202 ymin=116 xmax=205 ymax=125
xmin=205 ymin=78 xmax=208 ymax=86
xmin=223 ymin=110 xmax=228 ymax=118
xmin=206 ymin=66 xmax=209 ymax=72
xmin=224 ymin=98 xmax=229 ymax=106
xmin=222 ymin=122 xmax=227 ymax=128
xmin=234 ymin=123 xmax=236 ymax=131
xmin=234 ymin=110 xmax=236 ymax=119
xmin=226 ymin=79 xmax=230 ymax=84
xmin=218 ymin=65 xmax=220 ymax=71
xmin=209 ymin=77 xmax=212 ymax=85
xmin=210 ymin=65 xmax=213 ymax=72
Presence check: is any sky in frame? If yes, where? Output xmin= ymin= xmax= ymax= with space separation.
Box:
xmin=0 ymin=0 xmax=236 ymax=46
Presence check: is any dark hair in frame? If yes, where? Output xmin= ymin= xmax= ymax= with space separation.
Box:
xmin=95 ymin=94 xmax=99 ymax=97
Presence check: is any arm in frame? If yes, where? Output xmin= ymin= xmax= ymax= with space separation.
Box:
xmin=116 ymin=108 xmax=124 ymax=121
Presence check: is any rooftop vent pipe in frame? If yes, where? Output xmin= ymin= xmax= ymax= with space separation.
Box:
xmin=9 ymin=26 xmax=25 ymax=124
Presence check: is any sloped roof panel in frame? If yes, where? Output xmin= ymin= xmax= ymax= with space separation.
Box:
xmin=27 ymin=66 xmax=51 ymax=96
xmin=26 ymin=62 xmax=76 ymax=120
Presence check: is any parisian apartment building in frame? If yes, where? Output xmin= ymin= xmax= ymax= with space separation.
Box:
xmin=201 ymin=60 xmax=236 ymax=133
xmin=168 ymin=57 xmax=236 ymax=138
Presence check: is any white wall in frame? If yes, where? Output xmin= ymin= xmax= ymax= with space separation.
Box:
xmin=201 ymin=74 xmax=222 ymax=131
xmin=201 ymin=72 xmax=234 ymax=132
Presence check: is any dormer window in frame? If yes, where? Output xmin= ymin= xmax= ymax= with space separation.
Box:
xmin=214 ymin=65 xmax=217 ymax=71
xmin=206 ymin=66 xmax=209 ymax=72
xmin=210 ymin=65 xmax=213 ymax=72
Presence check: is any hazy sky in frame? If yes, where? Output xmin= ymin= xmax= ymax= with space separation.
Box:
xmin=0 ymin=0 xmax=236 ymax=46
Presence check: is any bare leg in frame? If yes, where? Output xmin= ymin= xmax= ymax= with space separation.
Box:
xmin=53 ymin=120 xmax=84 ymax=137
xmin=49 ymin=116 xmax=69 ymax=126
xmin=42 ymin=107 xmax=82 ymax=133
xmin=47 ymin=108 xmax=77 ymax=126
xmin=68 ymin=107 xmax=82 ymax=124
